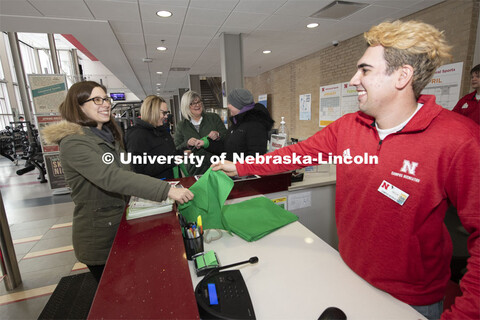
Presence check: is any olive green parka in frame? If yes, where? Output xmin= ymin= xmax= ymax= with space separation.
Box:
xmin=42 ymin=121 xmax=170 ymax=265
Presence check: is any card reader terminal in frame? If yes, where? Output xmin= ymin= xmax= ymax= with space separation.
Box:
xmin=195 ymin=270 xmax=255 ymax=319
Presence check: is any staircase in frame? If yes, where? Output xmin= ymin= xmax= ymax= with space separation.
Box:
xmin=200 ymin=78 xmax=221 ymax=110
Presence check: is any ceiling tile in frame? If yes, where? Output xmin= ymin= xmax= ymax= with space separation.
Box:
xmin=109 ymin=20 xmax=142 ymax=34
xmin=181 ymin=24 xmax=219 ymax=38
xmin=116 ymin=32 xmax=144 ymax=45
xmin=143 ymin=21 xmax=182 ymax=35
xmin=222 ymin=11 xmax=269 ymax=31
xmin=188 ymin=0 xmax=237 ymax=11
xmin=233 ymin=0 xmax=287 ymax=14
xmin=85 ymin=0 xmax=140 ymax=21
xmin=274 ymin=0 xmax=335 ymax=17
xmin=0 ymin=0 xmax=43 ymax=16
xmin=29 ymin=0 xmax=93 ymax=19
xmin=184 ymin=7 xmax=230 ymax=27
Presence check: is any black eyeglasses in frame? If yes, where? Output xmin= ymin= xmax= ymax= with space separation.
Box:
xmin=160 ymin=111 xmax=170 ymax=116
xmin=83 ymin=97 xmax=113 ymax=105
xmin=190 ymin=100 xmax=202 ymax=106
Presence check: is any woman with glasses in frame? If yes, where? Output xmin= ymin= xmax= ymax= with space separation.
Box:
xmin=174 ymin=90 xmax=227 ymax=175
xmin=125 ymin=95 xmax=182 ymax=179
xmin=42 ymin=81 xmax=193 ymax=282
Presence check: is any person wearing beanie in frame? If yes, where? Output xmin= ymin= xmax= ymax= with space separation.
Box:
xmin=227 ymin=88 xmax=255 ymax=111
xmin=201 ymin=88 xmax=274 ymax=161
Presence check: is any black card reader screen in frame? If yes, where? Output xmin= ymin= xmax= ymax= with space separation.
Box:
xmin=207 ymin=283 xmax=219 ymax=305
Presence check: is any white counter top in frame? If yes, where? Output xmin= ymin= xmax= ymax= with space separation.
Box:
xmin=189 ymin=220 xmax=425 ymax=320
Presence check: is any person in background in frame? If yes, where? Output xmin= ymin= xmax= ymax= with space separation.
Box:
xmin=174 ymin=90 xmax=227 ymax=175
xmin=452 ymin=64 xmax=479 ymax=125
xmin=213 ymin=20 xmax=479 ymax=320
xmin=196 ymin=88 xmax=274 ymax=161
xmin=125 ymin=95 xmax=182 ymax=179
xmin=42 ymin=81 xmax=193 ymax=283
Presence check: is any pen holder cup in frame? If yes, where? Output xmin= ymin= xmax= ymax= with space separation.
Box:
xmin=183 ymin=233 xmax=204 ymax=260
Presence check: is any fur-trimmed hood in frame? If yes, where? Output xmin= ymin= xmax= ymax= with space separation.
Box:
xmin=41 ymin=120 xmax=85 ymax=145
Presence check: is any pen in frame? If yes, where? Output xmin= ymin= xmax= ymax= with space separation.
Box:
xmin=192 ymin=225 xmax=197 ymax=238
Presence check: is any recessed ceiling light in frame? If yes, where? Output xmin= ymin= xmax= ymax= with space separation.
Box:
xmin=156 ymin=11 xmax=172 ymax=18
xmin=307 ymin=23 xmax=319 ymax=28
xmin=157 ymin=46 xmax=167 ymax=51
xmin=156 ymin=88 xmax=161 ymax=91
xmin=156 ymin=83 xmax=161 ymax=86
xmin=263 ymin=50 xmax=271 ymax=54
xmin=156 ymin=71 xmax=163 ymax=74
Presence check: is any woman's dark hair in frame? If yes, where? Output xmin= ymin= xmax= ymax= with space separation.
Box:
xmin=59 ymin=81 xmax=124 ymax=147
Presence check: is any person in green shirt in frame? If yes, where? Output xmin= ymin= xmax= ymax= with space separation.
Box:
xmin=174 ymin=90 xmax=227 ymax=175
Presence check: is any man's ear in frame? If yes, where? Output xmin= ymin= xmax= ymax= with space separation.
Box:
xmin=396 ymin=65 xmax=414 ymax=90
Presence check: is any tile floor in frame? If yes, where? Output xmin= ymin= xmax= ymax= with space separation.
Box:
xmin=0 ymin=157 xmax=88 ymax=319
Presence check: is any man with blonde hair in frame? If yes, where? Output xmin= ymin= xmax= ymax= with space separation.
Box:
xmin=213 ymin=20 xmax=479 ymax=319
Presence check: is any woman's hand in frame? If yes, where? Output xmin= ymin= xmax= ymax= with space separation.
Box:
xmin=168 ymin=187 xmax=194 ymax=204
xmin=208 ymin=131 xmax=220 ymax=140
xmin=187 ymin=137 xmax=199 ymax=147
xmin=211 ymin=160 xmax=238 ymax=177
xmin=194 ymin=139 xmax=205 ymax=149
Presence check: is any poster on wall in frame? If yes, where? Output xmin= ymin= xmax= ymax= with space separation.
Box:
xmin=28 ymin=74 xmax=67 ymax=114
xmin=299 ymin=94 xmax=311 ymax=120
xmin=421 ymin=62 xmax=463 ymax=110
xmin=319 ymin=84 xmax=341 ymax=127
xmin=341 ymin=82 xmax=359 ymax=116
xmin=36 ymin=115 xmax=62 ymax=153
xmin=258 ymin=94 xmax=268 ymax=108
xmin=44 ymin=153 xmax=68 ymax=190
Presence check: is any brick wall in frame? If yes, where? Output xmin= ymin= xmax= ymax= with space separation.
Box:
xmin=245 ymin=0 xmax=479 ymax=139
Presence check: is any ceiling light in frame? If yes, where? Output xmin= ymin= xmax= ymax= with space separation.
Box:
xmin=157 ymin=46 xmax=167 ymax=51
xmin=156 ymin=83 xmax=161 ymax=86
xmin=263 ymin=50 xmax=271 ymax=54
xmin=307 ymin=23 xmax=319 ymax=28
xmin=156 ymin=71 xmax=163 ymax=74
xmin=156 ymin=11 xmax=172 ymax=18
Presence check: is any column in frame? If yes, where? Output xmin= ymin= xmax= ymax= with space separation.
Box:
xmin=48 ymin=33 xmax=60 ymax=74
xmin=189 ymin=74 xmax=201 ymax=94
xmin=7 ymin=32 xmax=34 ymax=130
xmin=220 ymin=33 xmax=243 ymax=107
xmin=0 ymin=33 xmax=19 ymax=117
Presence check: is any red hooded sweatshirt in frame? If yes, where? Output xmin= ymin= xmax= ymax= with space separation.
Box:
xmin=236 ymin=95 xmax=480 ymax=319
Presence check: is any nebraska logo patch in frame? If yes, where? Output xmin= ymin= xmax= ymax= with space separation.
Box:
xmin=400 ymin=159 xmax=419 ymax=176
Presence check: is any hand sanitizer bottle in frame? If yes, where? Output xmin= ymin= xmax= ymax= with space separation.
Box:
xmin=278 ymin=117 xmax=288 ymax=145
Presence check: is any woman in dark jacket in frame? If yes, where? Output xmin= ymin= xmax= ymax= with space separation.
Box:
xmin=200 ymin=88 xmax=274 ymax=161
xmin=125 ymin=95 xmax=181 ymax=179
xmin=224 ymin=88 xmax=274 ymax=160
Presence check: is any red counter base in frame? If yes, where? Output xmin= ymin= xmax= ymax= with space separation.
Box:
xmin=88 ymin=173 xmax=291 ymax=319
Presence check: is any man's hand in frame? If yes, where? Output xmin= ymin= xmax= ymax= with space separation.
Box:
xmin=168 ymin=188 xmax=194 ymax=204
xmin=211 ymin=160 xmax=238 ymax=177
